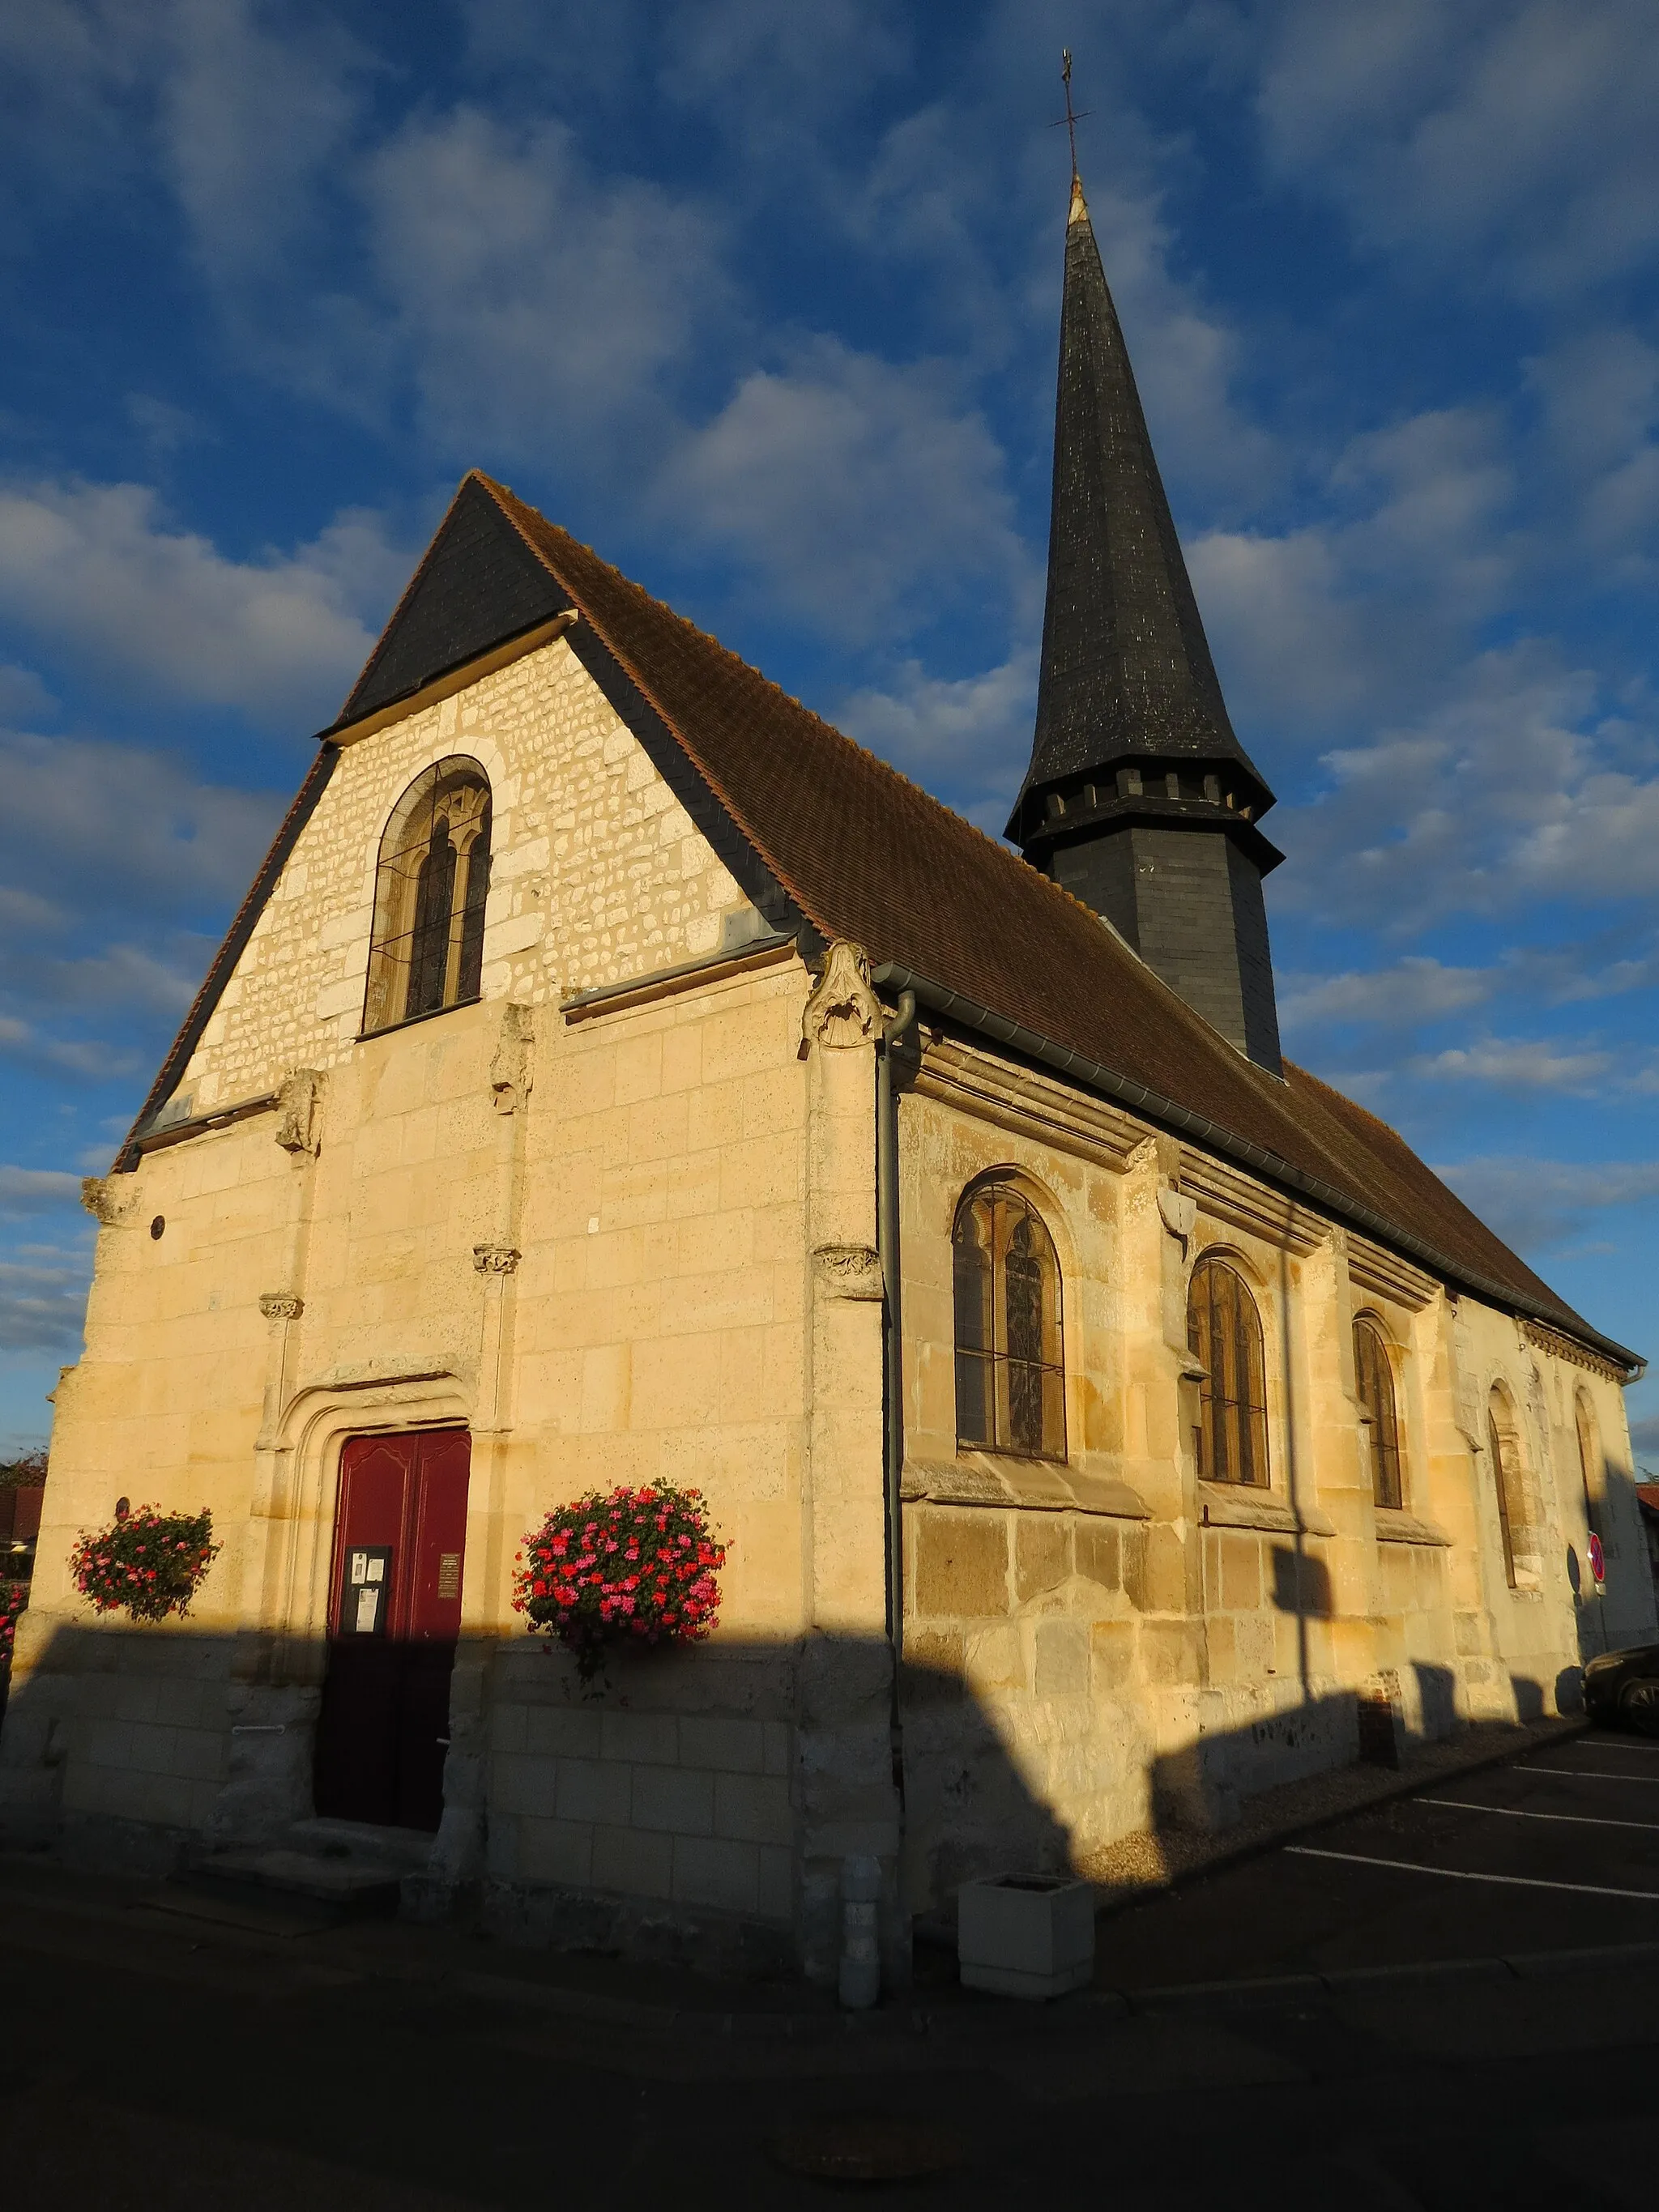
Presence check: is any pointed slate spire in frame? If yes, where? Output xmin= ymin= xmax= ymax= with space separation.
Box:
xmin=1009 ymin=176 xmax=1285 ymax=1073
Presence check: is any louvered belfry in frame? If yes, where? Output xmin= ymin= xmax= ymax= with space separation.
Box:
xmin=1007 ymin=175 xmax=1284 ymax=1073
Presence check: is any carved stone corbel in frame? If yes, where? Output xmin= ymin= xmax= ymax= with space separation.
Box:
xmin=473 ymin=1244 xmax=522 ymax=1275
xmin=1157 ymin=1187 xmax=1196 ymax=1246
xmin=259 ymin=1293 xmax=305 ymax=1322
xmin=490 ymin=1004 xmax=535 ymax=1114
xmin=801 ymin=941 xmax=881 ymax=1053
xmin=81 ymin=1176 xmax=134 ymax=1226
xmin=275 ymin=1069 xmax=325 ymax=1156
xmin=812 ymin=1243 xmax=883 ymax=1301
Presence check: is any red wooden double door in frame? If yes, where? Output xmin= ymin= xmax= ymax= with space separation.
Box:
xmin=313 ymin=1428 xmax=470 ymax=1832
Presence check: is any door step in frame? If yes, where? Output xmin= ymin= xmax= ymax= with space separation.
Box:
xmin=190 ymin=1847 xmax=407 ymax=1910
xmin=139 ymin=1875 xmax=349 ymax=1938
xmin=151 ymin=1819 xmax=437 ymax=1933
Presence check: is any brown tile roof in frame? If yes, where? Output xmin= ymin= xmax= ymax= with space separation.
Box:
xmin=475 ymin=475 xmax=1630 ymax=1366
xmin=117 ymin=467 xmax=1636 ymax=1370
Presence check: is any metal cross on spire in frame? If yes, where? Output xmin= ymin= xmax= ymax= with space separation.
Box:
xmin=1052 ymin=48 xmax=1092 ymax=181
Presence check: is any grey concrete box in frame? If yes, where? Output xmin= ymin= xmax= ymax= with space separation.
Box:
xmin=957 ymin=1874 xmax=1094 ymax=2000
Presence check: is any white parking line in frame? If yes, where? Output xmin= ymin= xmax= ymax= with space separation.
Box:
xmin=1518 ymin=1767 xmax=1659 ymax=1784
xmin=1575 ymin=1738 xmax=1659 ymax=1754
xmin=1284 ymin=1844 xmax=1659 ymax=1901
xmin=1418 ymin=1796 xmax=1659 ymax=1833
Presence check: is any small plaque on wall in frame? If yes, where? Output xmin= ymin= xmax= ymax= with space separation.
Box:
xmin=436 ymin=1552 xmax=463 ymax=1600
xmin=342 ymin=1545 xmax=393 ymax=1634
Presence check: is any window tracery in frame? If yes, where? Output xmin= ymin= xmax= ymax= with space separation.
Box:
xmin=1188 ymin=1254 xmax=1269 ymax=1486
xmin=1354 ymin=1315 xmax=1404 ymax=1511
xmin=364 ymin=758 xmax=493 ymax=1035
xmin=952 ymin=1181 xmax=1066 ymax=1460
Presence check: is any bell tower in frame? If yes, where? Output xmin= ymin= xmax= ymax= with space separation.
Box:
xmin=1007 ymin=172 xmax=1284 ymax=1074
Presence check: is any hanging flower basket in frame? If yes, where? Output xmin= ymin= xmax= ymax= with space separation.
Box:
xmin=1 ymin=1579 xmax=26 ymax=1665
xmin=513 ymin=1480 xmax=727 ymax=1683
xmin=68 ymin=1506 xmax=220 ymax=1624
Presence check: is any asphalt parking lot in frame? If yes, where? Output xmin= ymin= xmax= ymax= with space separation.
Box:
xmin=1096 ymin=1722 xmax=1659 ymax=1990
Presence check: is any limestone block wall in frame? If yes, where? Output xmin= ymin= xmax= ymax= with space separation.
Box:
xmin=3 ymin=637 xmax=830 ymax=1918
xmin=171 ymin=633 xmax=753 ymax=1119
xmin=892 ymin=1030 xmax=1645 ymax=1878
xmin=484 ymin=1646 xmax=795 ymax=1947
xmin=901 ymin=1498 xmax=1155 ymax=1899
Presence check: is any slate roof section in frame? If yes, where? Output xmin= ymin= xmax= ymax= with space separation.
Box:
xmin=335 ymin=474 xmax=573 ymax=727
xmin=117 ymin=467 xmax=1637 ymax=1370
xmin=1009 ymin=179 xmax=1272 ymax=836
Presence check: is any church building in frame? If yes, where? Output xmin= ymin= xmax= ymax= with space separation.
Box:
xmin=2 ymin=173 xmax=1650 ymax=1981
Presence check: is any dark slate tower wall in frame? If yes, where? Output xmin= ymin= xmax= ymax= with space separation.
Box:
xmin=1012 ymin=179 xmax=1286 ymax=1076
xmin=1051 ymin=827 xmax=1282 ymax=1068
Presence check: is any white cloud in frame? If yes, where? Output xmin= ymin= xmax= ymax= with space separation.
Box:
xmin=1408 ymin=1037 xmax=1613 ymax=1091
xmin=0 ymin=665 xmax=55 ymax=722
xmin=360 ymin=108 xmax=728 ymax=462
xmin=1191 ymin=406 xmax=1520 ymax=743
xmin=0 ymin=731 xmax=281 ymax=910
xmin=838 ymin=650 xmax=1038 ymax=828
xmin=153 ymin=0 xmax=367 ymax=286
xmin=0 ymin=481 xmax=383 ymax=720
xmin=1278 ymin=957 xmax=1494 ymax=1035
xmin=1434 ymin=1153 xmax=1659 ymax=1254
xmin=0 ymin=1241 xmax=92 ymax=1355
xmin=0 ymin=1169 xmax=83 ymax=1214
xmin=663 ymin=339 xmax=1031 ymax=640
xmin=1275 ymin=646 xmax=1659 ymax=926
xmin=1255 ymin=0 xmax=1659 ymax=300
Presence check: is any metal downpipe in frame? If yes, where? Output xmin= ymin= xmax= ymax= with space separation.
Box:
xmin=877 ymin=990 xmax=918 ymax=1792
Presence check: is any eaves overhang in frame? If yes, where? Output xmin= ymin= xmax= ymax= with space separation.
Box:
xmin=872 ymin=957 xmax=1644 ymax=1380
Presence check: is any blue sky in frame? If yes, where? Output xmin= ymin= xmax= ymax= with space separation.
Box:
xmin=1 ymin=0 xmax=1657 ymax=1460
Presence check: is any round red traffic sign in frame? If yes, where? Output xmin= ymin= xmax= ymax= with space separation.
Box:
xmin=1588 ymin=1532 xmax=1606 ymax=1587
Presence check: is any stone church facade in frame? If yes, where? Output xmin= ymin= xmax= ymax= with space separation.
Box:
xmin=2 ymin=174 xmax=1650 ymax=1981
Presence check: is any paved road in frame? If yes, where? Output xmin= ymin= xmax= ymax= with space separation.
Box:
xmin=1096 ymin=1723 xmax=1659 ymax=1989
xmin=5 ymin=1730 xmax=1659 ymax=2212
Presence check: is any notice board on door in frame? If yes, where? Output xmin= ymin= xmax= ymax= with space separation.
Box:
xmin=342 ymin=1545 xmax=394 ymax=1635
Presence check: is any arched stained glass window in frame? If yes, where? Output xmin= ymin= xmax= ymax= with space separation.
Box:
xmin=364 ymin=758 xmax=493 ymax=1035
xmin=1188 ymin=1255 xmax=1269 ymax=1487
xmin=1354 ymin=1315 xmax=1404 ymax=1511
xmin=952 ymin=1183 xmax=1065 ymax=1460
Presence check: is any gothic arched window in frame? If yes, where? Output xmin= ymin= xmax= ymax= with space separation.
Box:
xmin=1576 ymin=1392 xmax=1601 ymax=1541
xmin=1354 ymin=1315 xmax=1404 ymax=1510
xmin=364 ymin=758 xmax=493 ymax=1036
xmin=952 ymin=1182 xmax=1065 ymax=1460
xmin=1188 ymin=1255 xmax=1269 ymax=1486
xmin=1486 ymin=1392 xmax=1526 ymax=1589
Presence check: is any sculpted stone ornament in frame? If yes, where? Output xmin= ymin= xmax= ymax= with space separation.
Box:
xmin=802 ymin=940 xmax=881 ymax=1052
xmin=81 ymin=1176 xmax=135 ymax=1226
xmin=491 ymin=1004 xmax=535 ymax=1114
xmin=473 ymin=1244 xmax=522 ymax=1275
xmin=812 ymin=1243 xmax=884 ymax=1302
xmin=275 ymin=1068 xmax=325 ymax=1155
xmin=259 ymin=1294 xmax=305 ymax=1322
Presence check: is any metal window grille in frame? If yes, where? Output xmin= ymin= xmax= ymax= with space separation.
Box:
xmin=1188 ymin=1255 xmax=1269 ymax=1486
xmin=364 ymin=759 xmax=493 ymax=1037
xmin=953 ymin=1183 xmax=1066 ymax=1461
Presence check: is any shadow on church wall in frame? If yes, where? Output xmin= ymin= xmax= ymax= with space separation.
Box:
xmin=1 ymin=1442 xmax=1651 ymax=1983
